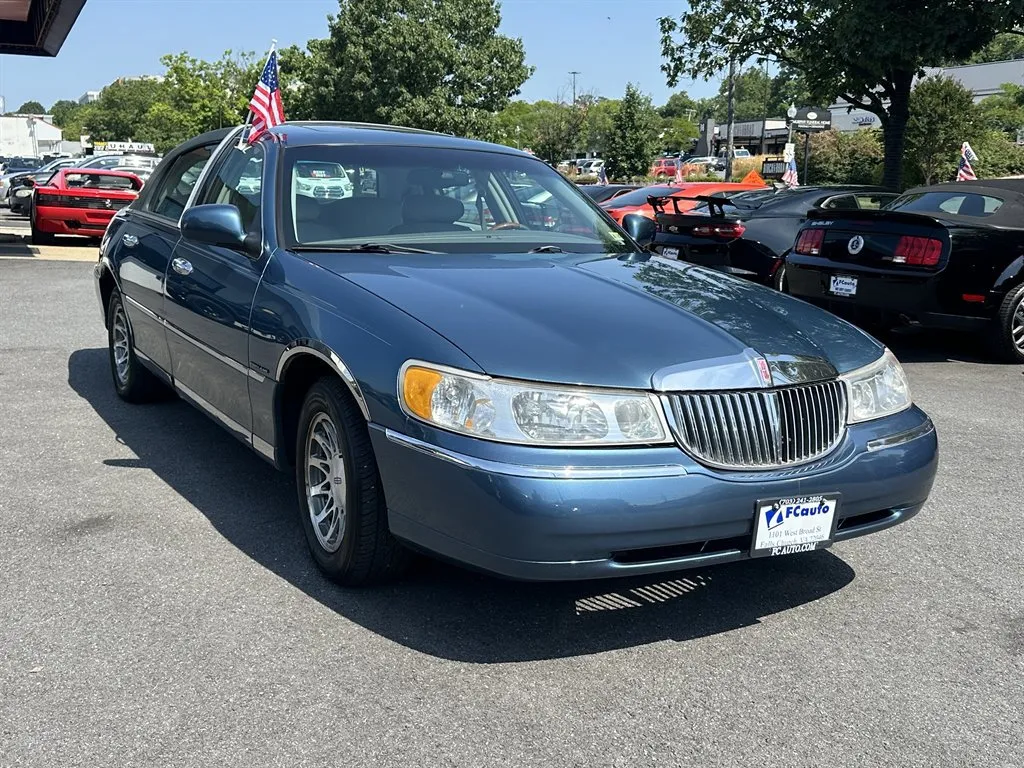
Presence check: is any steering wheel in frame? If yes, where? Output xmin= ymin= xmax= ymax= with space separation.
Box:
xmin=490 ymin=221 xmax=529 ymax=231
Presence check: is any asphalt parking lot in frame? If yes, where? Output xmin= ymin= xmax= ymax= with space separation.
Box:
xmin=1 ymin=258 xmax=1022 ymax=767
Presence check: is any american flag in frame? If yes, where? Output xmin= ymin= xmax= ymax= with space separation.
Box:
xmin=246 ymin=48 xmax=285 ymax=144
xmin=782 ymin=157 xmax=799 ymax=187
xmin=956 ymin=141 xmax=978 ymax=181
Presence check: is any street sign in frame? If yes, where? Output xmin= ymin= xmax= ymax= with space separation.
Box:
xmin=791 ymin=107 xmax=832 ymax=133
xmin=761 ymin=158 xmax=787 ymax=179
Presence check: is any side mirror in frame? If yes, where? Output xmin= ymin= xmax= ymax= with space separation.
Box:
xmin=181 ymin=204 xmax=261 ymax=258
xmin=19 ymin=177 xmax=35 ymax=188
xmin=622 ymin=213 xmax=656 ymax=250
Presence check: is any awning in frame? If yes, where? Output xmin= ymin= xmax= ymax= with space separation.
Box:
xmin=0 ymin=0 xmax=86 ymax=56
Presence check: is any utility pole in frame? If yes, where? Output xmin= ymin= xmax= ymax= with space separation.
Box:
xmin=725 ymin=55 xmax=736 ymax=182
xmin=569 ymin=71 xmax=581 ymax=105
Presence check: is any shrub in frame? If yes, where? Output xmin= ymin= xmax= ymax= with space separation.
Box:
xmin=807 ymin=129 xmax=883 ymax=186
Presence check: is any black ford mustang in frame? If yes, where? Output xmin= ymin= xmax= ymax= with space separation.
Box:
xmin=646 ymin=186 xmax=896 ymax=288
xmin=787 ymin=179 xmax=1024 ymax=362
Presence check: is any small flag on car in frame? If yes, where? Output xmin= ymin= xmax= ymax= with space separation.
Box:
xmin=956 ymin=142 xmax=978 ymax=181
xmin=781 ymin=156 xmax=799 ymax=187
xmin=243 ymin=42 xmax=285 ymax=145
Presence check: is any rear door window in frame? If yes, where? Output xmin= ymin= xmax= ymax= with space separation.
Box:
xmin=145 ymin=146 xmax=215 ymax=222
xmin=886 ymin=191 xmax=1004 ymax=218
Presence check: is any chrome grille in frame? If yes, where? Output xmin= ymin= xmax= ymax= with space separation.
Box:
xmin=665 ymin=380 xmax=847 ymax=469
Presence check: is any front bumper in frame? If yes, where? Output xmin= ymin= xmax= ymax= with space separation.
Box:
xmin=372 ymin=406 xmax=938 ymax=580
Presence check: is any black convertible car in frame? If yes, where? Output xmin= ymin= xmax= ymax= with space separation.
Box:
xmin=646 ymin=186 xmax=896 ymax=288
xmin=787 ymin=179 xmax=1024 ymax=362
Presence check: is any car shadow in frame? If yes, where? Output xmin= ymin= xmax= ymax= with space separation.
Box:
xmin=859 ymin=325 xmax=1002 ymax=365
xmin=69 ymin=347 xmax=856 ymax=663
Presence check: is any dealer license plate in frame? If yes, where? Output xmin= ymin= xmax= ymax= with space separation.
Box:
xmin=751 ymin=494 xmax=839 ymax=558
xmin=660 ymin=246 xmax=680 ymax=259
xmin=829 ymin=275 xmax=858 ymax=296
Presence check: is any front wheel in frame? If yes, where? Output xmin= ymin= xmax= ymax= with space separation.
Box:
xmin=993 ymin=282 xmax=1024 ymax=363
xmin=294 ymin=377 xmax=410 ymax=585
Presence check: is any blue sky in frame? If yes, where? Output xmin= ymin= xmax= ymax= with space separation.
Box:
xmin=0 ymin=0 xmax=715 ymax=113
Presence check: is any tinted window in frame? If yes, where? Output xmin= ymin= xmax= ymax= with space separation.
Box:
xmin=283 ymin=144 xmax=629 ymax=255
xmin=64 ymin=172 xmax=141 ymax=191
xmin=885 ymin=191 xmax=1004 ymax=217
xmin=604 ymin=185 xmax=683 ymax=207
xmin=146 ymin=146 xmax=214 ymax=221
xmin=822 ymin=195 xmax=858 ymax=210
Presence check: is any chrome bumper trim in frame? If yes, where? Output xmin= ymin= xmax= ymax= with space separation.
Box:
xmin=384 ymin=429 xmax=688 ymax=479
xmin=866 ymin=418 xmax=935 ymax=452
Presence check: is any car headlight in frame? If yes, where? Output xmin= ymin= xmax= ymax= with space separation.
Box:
xmin=399 ymin=361 xmax=669 ymax=446
xmin=840 ymin=348 xmax=911 ymax=424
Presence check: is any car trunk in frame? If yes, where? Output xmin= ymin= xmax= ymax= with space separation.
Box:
xmin=652 ymin=195 xmax=749 ymax=275
xmin=800 ymin=209 xmax=954 ymax=271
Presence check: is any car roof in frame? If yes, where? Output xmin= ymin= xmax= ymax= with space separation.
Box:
xmin=905 ymin=179 xmax=1024 ymax=196
xmin=268 ymin=122 xmax=533 ymax=158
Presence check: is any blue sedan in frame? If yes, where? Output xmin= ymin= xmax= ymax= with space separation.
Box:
xmin=94 ymin=123 xmax=938 ymax=585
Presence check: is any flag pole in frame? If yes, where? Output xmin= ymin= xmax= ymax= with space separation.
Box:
xmin=236 ymin=39 xmax=279 ymax=150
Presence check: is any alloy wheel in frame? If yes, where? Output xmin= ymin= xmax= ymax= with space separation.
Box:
xmin=1013 ymin=294 xmax=1024 ymax=354
xmin=304 ymin=412 xmax=347 ymax=553
xmin=111 ymin=304 xmax=130 ymax=386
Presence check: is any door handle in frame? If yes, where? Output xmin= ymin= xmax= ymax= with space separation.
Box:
xmin=122 ymin=233 xmax=138 ymax=248
xmin=171 ymin=257 xmax=193 ymax=276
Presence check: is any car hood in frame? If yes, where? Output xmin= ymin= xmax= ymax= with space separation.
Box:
xmin=309 ymin=252 xmax=883 ymax=389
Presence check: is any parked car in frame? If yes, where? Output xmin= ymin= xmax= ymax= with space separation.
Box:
xmin=0 ymin=157 xmax=46 ymax=205
xmin=601 ymin=181 xmax=766 ymax=225
xmin=78 ymin=154 xmax=161 ymax=171
xmin=29 ymin=169 xmax=143 ymax=245
xmin=293 ymin=160 xmax=354 ymax=199
xmin=579 ymin=183 xmax=640 ymax=204
xmin=3 ymin=155 xmax=79 ymax=206
xmin=10 ymin=169 xmax=62 ymax=214
xmin=94 ymin=122 xmax=937 ymax=585
xmin=581 ymin=159 xmax=604 ymax=176
xmin=650 ymin=157 xmax=679 ymax=179
xmin=648 ymin=186 xmax=898 ymax=287
xmin=787 ymin=179 xmax=1024 ymax=362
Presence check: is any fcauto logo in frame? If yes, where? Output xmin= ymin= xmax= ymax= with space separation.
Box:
xmin=765 ymin=498 xmax=833 ymax=531
xmin=847 ymin=235 xmax=865 ymax=255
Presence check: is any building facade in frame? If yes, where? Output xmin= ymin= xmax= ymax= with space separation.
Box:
xmin=0 ymin=115 xmax=64 ymax=157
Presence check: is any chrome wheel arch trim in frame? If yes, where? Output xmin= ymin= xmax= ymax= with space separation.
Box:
xmin=275 ymin=341 xmax=371 ymax=421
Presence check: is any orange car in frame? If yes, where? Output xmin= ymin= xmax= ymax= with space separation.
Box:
xmin=600 ymin=181 xmax=767 ymax=226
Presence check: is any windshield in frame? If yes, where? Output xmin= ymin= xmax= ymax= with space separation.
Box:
xmin=604 ymin=185 xmax=683 ymax=208
xmin=64 ymin=172 xmax=142 ymax=191
xmin=283 ymin=145 xmax=630 ymax=254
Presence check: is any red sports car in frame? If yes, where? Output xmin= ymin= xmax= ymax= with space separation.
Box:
xmin=30 ymin=169 xmax=143 ymax=244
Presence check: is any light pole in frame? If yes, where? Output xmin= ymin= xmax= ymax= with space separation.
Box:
xmin=569 ymin=71 xmax=581 ymax=105
xmin=725 ymin=55 xmax=736 ymax=181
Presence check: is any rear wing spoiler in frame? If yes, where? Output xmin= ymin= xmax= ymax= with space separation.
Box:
xmin=804 ymin=208 xmax=956 ymax=228
xmin=649 ymin=194 xmax=735 ymax=217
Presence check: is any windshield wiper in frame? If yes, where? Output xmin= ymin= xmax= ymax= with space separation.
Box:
xmin=292 ymin=242 xmax=440 ymax=254
xmin=528 ymin=245 xmax=568 ymax=253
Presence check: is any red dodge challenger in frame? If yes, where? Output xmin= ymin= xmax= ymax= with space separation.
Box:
xmin=30 ymin=169 xmax=143 ymax=245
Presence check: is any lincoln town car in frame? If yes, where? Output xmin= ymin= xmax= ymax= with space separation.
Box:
xmin=94 ymin=123 xmax=938 ymax=585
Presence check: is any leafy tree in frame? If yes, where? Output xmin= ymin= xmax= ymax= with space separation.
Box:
xmin=658 ymin=91 xmax=698 ymax=119
xmin=658 ymin=116 xmax=698 ymax=153
xmin=972 ymin=129 xmax=1024 ymax=176
xmin=965 ymin=32 xmax=1024 ymax=63
xmin=977 ymin=83 xmax=1024 ymax=135
xmin=905 ymin=76 xmax=978 ymax=185
xmin=807 ymin=129 xmax=884 ymax=185
xmin=285 ymin=0 xmax=531 ymax=138
xmin=48 ymin=99 xmax=81 ymax=128
xmin=582 ymin=97 xmax=618 ymax=155
xmin=14 ymin=100 xmax=45 ymax=115
xmin=605 ymin=84 xmax=658 ymax=179
xmin=659 ymin=0 xmax=1024 ymax=190
xmin=491 ymin=100 xmax=537 ymax=149
xmin=530 ymin=100 xmax=581 ymax=162
xmin=84 ymin=78 xmax=165 ymax=143
xmin=710 ymin=66 xmax=773 ymax=122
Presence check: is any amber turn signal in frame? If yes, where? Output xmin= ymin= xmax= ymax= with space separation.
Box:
xmin=402 ymin=366 xmax=443 ymax=420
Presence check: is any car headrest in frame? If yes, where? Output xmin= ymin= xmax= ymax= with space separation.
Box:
xmin=402 ymin=194 xmax=464 ymax=224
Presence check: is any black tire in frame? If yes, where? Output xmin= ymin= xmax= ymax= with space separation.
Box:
xmin=30 ymin=213 xmax=55 ymax=246
xmin=294 ymin=377 xmax=409 ymax=585
xmin=773 ymin=262 xmax=789 ymax=293
xmin=992 ymin=282 xmax=1024 ymax=363
xmin=106 ymin=289 xmax=162 ymax=403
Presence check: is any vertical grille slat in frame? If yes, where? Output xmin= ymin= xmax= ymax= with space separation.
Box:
xmin=667 ymin=380 xmax=847 ymax=470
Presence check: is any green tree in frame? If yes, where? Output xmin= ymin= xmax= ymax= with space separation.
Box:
xmin=84 ymin=78 xmax=165 ymax=143
xmin=807 ymin=129 xmax=884 ymax=185
xmin=710 ymin=66 xmax=773 ymax=122
xmin=582 ymin=97 xmax=618 ymax=155
xmin=286 ymin=0 xmax=531 ymax=138
xmin=605 ymin=84 xmax=658 ymax=179
xmin=905 ymin=76 xmax=978 ymax=185
xmin=657 ymin=116 xmax=698 ymax=153
xmin=965 ymin=32 xmax=1024 ymax=63
xmin=530 ymin=100 xmax=580 ymax=163
xmin=13 ymin=100 xmax=45 ymax=114
xmin=659 ymin=0 xmax=1024 ymax=190
xmin=658 ymin=91 xmax=698 ymax=119
xmin=978 ymin=83 xmax=1024 ymax=135
xmin=48 ymin=99 xmax=81 ymax=128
